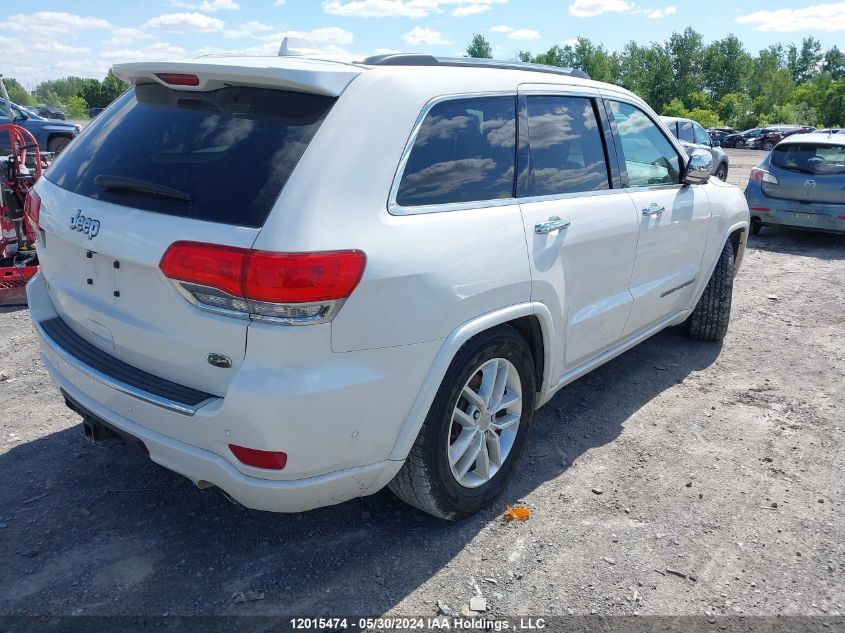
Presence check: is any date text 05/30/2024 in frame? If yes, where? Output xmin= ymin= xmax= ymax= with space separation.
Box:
xmin=290 ymin=617 xmax=547 ymax=630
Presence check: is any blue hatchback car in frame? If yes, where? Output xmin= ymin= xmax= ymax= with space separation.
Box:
xmin=745 ymin=133 xmax=845 ymax=235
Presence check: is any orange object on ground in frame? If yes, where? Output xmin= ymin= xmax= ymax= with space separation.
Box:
xmin=503 ymin=505 xmax=531 ymax=521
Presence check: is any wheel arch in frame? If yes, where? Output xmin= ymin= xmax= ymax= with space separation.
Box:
xmin=387 ymin=303 xmax=555 ymax=462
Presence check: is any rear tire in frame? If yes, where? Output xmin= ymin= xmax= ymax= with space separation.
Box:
xmin=685 ymin=240 xmax=735 ymax=341
xmin=763 ymin=141 xmax=775 ymax=151
xmin=388 ymin=326 xmax=536 ymax=520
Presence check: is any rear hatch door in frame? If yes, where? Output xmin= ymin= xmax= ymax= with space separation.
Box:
xmin=36 ymin=75 xmax=338 ymax=396
xmin=765 ymin=141 xmax=845 ymax=206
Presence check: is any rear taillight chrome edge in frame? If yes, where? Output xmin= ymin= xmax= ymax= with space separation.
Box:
xmin=171 ymin=280 xmax=346 ymax=325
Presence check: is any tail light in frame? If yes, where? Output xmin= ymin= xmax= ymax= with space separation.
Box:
xmin=750 ymin=168 xmax=779 ymax=185
xmin=156 ymin=73 xmax=200 ymax=86
xmin=159 ymin=241 xmax=366 ymax=325
xmin=23 ymin=190 xmax=41 ymax=232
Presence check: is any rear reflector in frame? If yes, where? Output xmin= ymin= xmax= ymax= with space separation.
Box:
xmin=228 ymin=444 xmax=287 ymax=470
xmin=159 ymin=242 xmax=366 ymax=324
xmin=24 ymin=190 xmax=41 ymax=231
xmin=750 ymin=207 xmax=770 ymax=212
xmin=156 ymin=73 xmax=200 ymax=86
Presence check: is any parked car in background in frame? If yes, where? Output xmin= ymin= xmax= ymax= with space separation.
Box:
xmin=707 ymin=126 xmax=737 ymax=146
xmin=0 ymin=101 xmax=80 ymax=154
xmin=662 ymin=116 xmax=729 ymax=180
xmin=35 ymin=106 xmax=66 ymax=120
xmin=755 ymin=125 xmax=817 ymax=151
xmin=722 ymin=128 xmax=763 ymax=148
xmin=745 ymin=133 xmax=845 ymax=235
xmin=27 ymin=51 xmax=749 ymax=519
xmin=812 ymin=128 xmax=844 ymax=135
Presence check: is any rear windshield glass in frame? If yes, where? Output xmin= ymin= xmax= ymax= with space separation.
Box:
xmin=771 ymin=143 xmax=845 ymax=176
xmin=46 ymin=84 xmax=335 ymax=228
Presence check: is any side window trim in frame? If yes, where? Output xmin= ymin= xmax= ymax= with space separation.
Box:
xmin=601 ymin=97 xmax=686 ymax=190
xmin=515 ymin=93 xmax=616 ymax=201
xmin=387 ymin=92 xmax=518 ymax=216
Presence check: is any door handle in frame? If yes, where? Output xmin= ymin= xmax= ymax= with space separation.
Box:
xmin=642 ymin=203 xmax=665 ymax=216
xmin=535 ymin=216 xmax=571 ymax=234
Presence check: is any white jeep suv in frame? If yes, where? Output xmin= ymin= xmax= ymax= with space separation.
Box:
xmin=27 ymin=53 xmax=749 ymax=519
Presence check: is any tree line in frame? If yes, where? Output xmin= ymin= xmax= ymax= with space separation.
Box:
xmin=2 ymin=71 xmax=128 ymax=119
xmin=466 ymin=29 xmax=845 ymax=128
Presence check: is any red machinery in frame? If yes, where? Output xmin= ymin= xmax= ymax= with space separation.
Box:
xmin=0 ymin=123 xmax=43 ymax=306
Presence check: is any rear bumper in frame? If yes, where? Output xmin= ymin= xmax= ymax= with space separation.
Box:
xmin=745 ymin=183 xmax=845 ymax=234
xmin=26 ymin=272 xmax=437 ymax=512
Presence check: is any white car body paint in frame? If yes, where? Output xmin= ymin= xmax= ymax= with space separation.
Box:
xmin=28 ymin=55 xmax=749 ymax=512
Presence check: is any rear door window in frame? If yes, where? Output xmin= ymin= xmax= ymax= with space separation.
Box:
xmin=395 ymin=96 xmax=516 ymax=208
xmin=520 ymin=95 xmax=610 ymax=197
xmin=693 ymin=124 xmax=711 ymax=146
xmin=46 ymin=84 xmax=336 ymax=228
xmin=771 ymin=143 xmax=845 ymax=175
xmin=677 ymin=120 xmax=695 ymax=143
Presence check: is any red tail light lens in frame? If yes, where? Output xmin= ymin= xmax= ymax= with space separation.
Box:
xmin=228 ymin=444 xmax=287 ymax=470
xmin=23 ymin=190 xmax=41 ymax=231
xmin=750 ymin=168 xmax=779 ymax=185
xmin=244 ymin=251 xmax=366 ymax=304
xmin=159 ymin=242 xmax=247 ymax=297
xmin=157 ymin=73 xmax=200 ymax=86
xmin=159 ymin=242 xmax=366 ymax=324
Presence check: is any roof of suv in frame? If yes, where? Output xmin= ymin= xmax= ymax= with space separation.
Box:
xmin=113 ymin=53 xmax=612 ymax=99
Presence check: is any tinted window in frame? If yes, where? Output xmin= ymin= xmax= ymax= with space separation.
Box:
xmin=678 ymin=120 xmax=694 ymax=142
xmin=771 ymin=143 xmax=845 ymax=175
xmin=46 ymin=85 xmax=335 ymax=228
xmin=693 ymin=123 xmax=711 ymax=145
xmin=610 ymin=101 xmax=681 ymax=187
xmin=521 ymin=96 xmax=609 ymax=197
xmin=396 ymin=96 xmax=516 ymax=207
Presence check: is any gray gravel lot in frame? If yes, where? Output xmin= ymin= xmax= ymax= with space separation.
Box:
xmin=0 ymin=148 xmax=843 ymax=619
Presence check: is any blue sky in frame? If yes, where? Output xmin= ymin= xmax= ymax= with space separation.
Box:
xmin=2 ymin=0 xmax=844 ymax=87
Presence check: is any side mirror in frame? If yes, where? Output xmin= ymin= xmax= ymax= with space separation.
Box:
xmin=683 ymin=149 xmax=713 ymax=185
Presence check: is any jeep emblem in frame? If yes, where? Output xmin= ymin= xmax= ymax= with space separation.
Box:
xmin=69 ymin=210 xmax=100 ymax=239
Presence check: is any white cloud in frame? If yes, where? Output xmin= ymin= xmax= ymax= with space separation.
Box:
xmin=403 ymin=26 xmax=452 ymax=46
xmin=223 ymin=20 xmax=274 ymax=39
xmin=0 ymin=11 xmax=112 ymax=36
xmin=168 ymin=0 xmax=240 ymax=11
xmin=274 ymin=0 xmax=286 ymax=4
xmin=453 ymin=4 xmax=491 ymax=16
xmin=491 ymin=24 xmax=513 ymax=32
xmin=569 ymin=0 xmax=634 ymax=17
xmin=101 ymin=42 xmax=188 ymax=62
xmin=257 ymin=27 xmax=355 ymax=45
xmin=31 ymin=41 xmax=92 ymax=54
xmin=508 ymin=28 xmax=541 ymax=40
xmin=560 ymin=38 xmax=579 ymax=47
xmin=373 ymin=47 xmax=404 ymax=54
xmin=143 ymin=12 xmax=225 ymax=32
xmin=323 ymin=0 xmax=507 ymax=18
xmin=645 ymin=5 xmax=676 ymax=18
xmin=103 ymin=27 xmax=155 ymax=47
xmin=736 ymin=2 xmax=845 ymax=32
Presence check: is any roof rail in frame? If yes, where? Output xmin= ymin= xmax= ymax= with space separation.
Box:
xmin=360 ymin=54 xmax=590 ymax=80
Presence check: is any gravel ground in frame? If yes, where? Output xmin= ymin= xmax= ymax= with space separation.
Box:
xmin=0 ymin=149 xmax=843 ymax=620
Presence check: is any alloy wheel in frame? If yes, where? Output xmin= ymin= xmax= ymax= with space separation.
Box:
xmin=447 ymin=358 xmax=522 ymax=488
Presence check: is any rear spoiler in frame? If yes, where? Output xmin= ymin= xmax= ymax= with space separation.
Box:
xmin=112 ymin=59 xmax=363 ymax=97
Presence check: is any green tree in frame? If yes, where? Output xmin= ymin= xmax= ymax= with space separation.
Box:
xmin=822 ymin=46 xmax=845 ymax=80
xmin=702 ymin=35 xmax=752 ymax=101
xmin=66 ymin=95 xmax=88 ymax=119
xmin=662 ymin=98 xmax=688 ymax=117
xmin=100 ymin=71 xmax=129 ymax=105
xmin=466 ymin=34 xmax=493 ymax=59
xmin=668 ymin=27 xmax=705 ymax=102
xmin=0 ymin=77 xmax=36 ymax=106
xmin=686 ymin=107 xmax=721 ymax=128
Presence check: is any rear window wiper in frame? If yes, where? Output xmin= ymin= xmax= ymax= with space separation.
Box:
xmin=775 ymin=164 xmax=814 ymax=174
xmin=94 ymin=175 xmax=192 ymax=202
